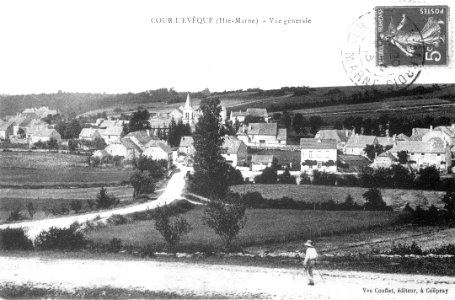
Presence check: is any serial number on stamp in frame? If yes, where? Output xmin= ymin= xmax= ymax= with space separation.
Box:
xmin=376 ymin=6 xmax=449 ymax=67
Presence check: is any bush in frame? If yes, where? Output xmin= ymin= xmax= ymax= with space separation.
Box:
xmin=312 ymin=170 xmax=337 ymax=185
xmin=254 ymin=167 xmax=277 ymax=184
xmin=26 ymin=202 xmax=36 ymax=219
xmin=108 ymin=238 xmax=123 ymax=252
xmin=0 ymin=228 xmax=33 ymax=250
xmin=107 ymin=214 xmax=130 ymax=225
xmin=34 ymin=224 xmax=87 ymax=251
xmin=387 ymin=242 xmax=423 ymax=255
xmin=95 ymin=187 xmax=119 ymax=209
xmin=363 ymin=188 xmax=392 ymax=211
xmin=69 ymin=200 xmax=83 ymax=212
xmin=278 ymin=169 xmax=296 ymax=184
xmin=300 ymin=172 xmax=311 ymax=184
xmin=7 ymin=209 xmax=26 ymax=222
xmin=130 ymin=171 xmax=156 ymax=198
xmin=154 ymin=205 xmax=192 ymax=252
xmin=202 ymin=198 xmax=247 ymax=252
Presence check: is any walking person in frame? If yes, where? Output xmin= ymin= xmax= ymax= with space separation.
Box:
xmin=303 ymin=240 xmax=318 ymax=285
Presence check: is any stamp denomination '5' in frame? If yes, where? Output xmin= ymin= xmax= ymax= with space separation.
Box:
xmin=376 ymin=6 xmax=449 ymax=67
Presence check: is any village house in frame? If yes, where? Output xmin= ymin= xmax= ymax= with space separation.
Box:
xmin=376 ymin=135 xmax=396 ymax=149
xmin=0 ymin=121 xmax=16 ymax=140
xmin=389 ymin=138 xmax=451 ymax=173
xmin=99 ymin=126 xmax=123 ymax=144
xmin=343 ymin=134 xmax=378 ymax=156
xmin=78 ymin=128 xmax=102 ymax=141
xmin=251 ymin=154 xmax=274 ymax=171
xmin=27 ymin=127 xmax=61 ymax=144
xmin=179 ymin=136 xmax=195 ymax=155
xmin=300 ymin=138 xmax=337 ymax=173
xmin=142 ymin=140 xmax=173 ymax=168
xmin=370 ymin=152 xmax=398 ymax=169
xmin=238 ymin=122 xmax=287 ymax=147
xmin=22 ymin=106 xmax=58 ymax=119
xmin=230 ymin=108 xmax=269 ymax=123
xmin=221 ymin=135 xmax=248 ymax=167
xmin=422 ymin=124 xmax=455 ymax=146
xmin=409 ymin=127 xmax=432 ymax=141
xmin=314 ymin=129 xmax=353 ymax=150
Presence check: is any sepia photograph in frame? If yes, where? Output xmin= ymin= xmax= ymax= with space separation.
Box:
xmin=0 ymin=0 xmax=454 ymax=299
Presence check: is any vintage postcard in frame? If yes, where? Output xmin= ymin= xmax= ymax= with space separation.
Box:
xmin=0 ymin=0 xmax=454 ymax=299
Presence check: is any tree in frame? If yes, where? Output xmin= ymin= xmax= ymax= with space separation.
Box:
xmin=95 ymin=187 xmax=119 ymax=209
xmin=202 ymin=198 xmax=247 ymax=252
xmin=363 ymin=144 xmax=384 ymax=161
xmin=127 ymin=109 xmax=151 ymax=133
xmin=64 ymin=119 xmax=82 ymax=139
xmin=26 ymin=202 xmax=36 ymax=219
xmin=363 ymin=188 xmax=389 ymax=210
xmin=416 ymin=166 xmax=441 ymax=189
xmin=292 ymin=113 xmax=305 ymax=134
xmin=130 ymin=170 xmax=155 ymax=197
xmin=397 ymin=151 xmax=408 ymax=164
xmin=278 ymin=168 xmax=296 ymax=184
xmin=280 ymin=111 xmax=292 ymax=129
xmin=134 ymin=156 xmax=167 ymax=180
xmin=254 ymin=166 xmax=278 ymax=184
xmin=190 ymin=98 xmax=230 ymax=198
xmin=154 ymin=205 xmax=192 ymax=252
xmin=442 ymin=191 xmax=455 ymax=214
xmin=47 ymin=138 xmax=59 ymax=150
xmin=309 ymin=116 xmax=323 ymax=135
xmin=94 ymin=137 xmax=107 ymax=150
xmin=222 ymin=120 xmax=238 ymax=136
xmin=68 ymin=139 xmax=78 ymax=152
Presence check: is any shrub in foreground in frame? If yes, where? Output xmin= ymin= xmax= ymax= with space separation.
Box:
xmin=154 ymin=205 xmax=192 ymax=252
xmin=34 ymin=224 xmax=86 ymax=251
xmin=0 ymin=228 xmax=33 ymax=250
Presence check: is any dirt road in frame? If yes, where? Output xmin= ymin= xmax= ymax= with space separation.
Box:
xmin=0 ymin=166 xmax=191 ymax=239
xmin=0 ymin=256 xmax=453 ymax=299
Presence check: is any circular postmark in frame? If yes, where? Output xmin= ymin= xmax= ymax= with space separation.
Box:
xmin=341 ymin=10 xmax=423 ymax=89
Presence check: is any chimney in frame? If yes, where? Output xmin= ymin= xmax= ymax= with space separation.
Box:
xmin=385 ymin=128 xmax=390 ymax=137
xmin=430 ymin=125 xmax=433 ymax=131
xmin=452 ymin=124 xmax=455 ymax=130
xmin=412 ymin=128 xmax=416 ymax=136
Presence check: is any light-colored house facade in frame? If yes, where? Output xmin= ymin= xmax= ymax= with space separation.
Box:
xmin=179 ymin=136 xmax=195 ymax=155
xmin=389 ymin=138 xmax=451 ymax=173
xmin=0 ymin=121 xmax=16 ymax=140
xmin=241 ymin=123 xmax=287 ymax=146
xmin=230 ymin=108 xmax=269 ymax=123
xmin=251 ymin=154 xmax=274 ymax=171
xmin=99 ymin=126 xmax=123 ymax=144
xmin=221 ymin=136 xmax=248 ymax=167
xmin=28 ymin=127 xmax=62 ymax=144
xmin=343 ymin=134 xmax=378 ymax=156
xmin=300 ymin=138 xmax=337 ymax=173
xmin=371 ymin=152 xmax=397 ymax=169
xmin=78 ymin=128 xmax=102 ymax=141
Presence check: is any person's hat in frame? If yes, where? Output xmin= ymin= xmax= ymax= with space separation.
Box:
xmin=304 ymin=240 xmax=314 ymax=247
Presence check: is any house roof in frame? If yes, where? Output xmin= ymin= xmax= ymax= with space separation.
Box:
xmin=277 ymin=128 xmax=287 ymax=141
xmin=251 ymin=154 xmax=274 ymax=164
xmin=99 ymin=120 xmax=122 ymax=128
xmin=345 ymin=135 xmax=377 ymax=148
xmin=300 ymin=138 xmax=337 ymax=149
xmin=100 ymin=126 xmax=123 ymax=137
xmin=391 ymin=139 xmax=446 ymax=154
xmin=0 ymin=120 xmax=15 ymax=131
xmin=409 ymin=128 xmax=431 ymax=141
xmin=396 ymin=133 xmax=410 ymax=141
xmin=144 ymin=140 xmax=172 ymax=154
xmin=120 ymin=137 xmax=144 ymax=153
xmin=28 ymin=127 xmax=59 ymax=138
xmin=435 ymin=126 xmax=455 ymax=137
xmin=248 ymin=123 xmax=277 ymax=136
xmin=149 ymin=117 xmax=173 ymax=128
xmin=222 ymin=136 xmax=244 ymax=154
xmin=377 ymin=152 xmax=397 ymax=160
xmin=184 ymin=94 xmax=192 ymax=109
xmin=246 ymin=108 xmax=268 ymax=118
xmin=19 ymin=118 xmax=35 ymax=127
xmin=315 ymin=130 xmax=351 ymax=142
xmin=124 ymin=131 xmax=156 ymax=144
xmin=179 ymin=136 xmax=194 ymax=147
xmin=79 ymin=128 xmax=100 ymax=138
xmin=376 ymin=136 xmax=395 ymax=146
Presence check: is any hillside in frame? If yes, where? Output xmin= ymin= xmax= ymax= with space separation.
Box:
xmin=1 ymin=84 xmax=454 ymax=121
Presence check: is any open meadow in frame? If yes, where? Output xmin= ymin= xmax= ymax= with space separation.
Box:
xmin=230 ymin=184 xmax=446 ymax=210
xmin=87 ymin=207 xmax=399 ymax=250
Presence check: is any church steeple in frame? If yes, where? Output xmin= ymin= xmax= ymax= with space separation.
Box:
xmin=184 ymin=93 xmax=192 ymax=109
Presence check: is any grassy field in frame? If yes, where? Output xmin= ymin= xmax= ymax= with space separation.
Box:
xmin=0 ymin=151 xmax=88 ymax=169
xmin=0 ymin=167 xmax=132 ymax=186
xmin=87 ymin=208 xmax=399 ymax=250
xmin=230 ymin=184 xmax=446 ymax=210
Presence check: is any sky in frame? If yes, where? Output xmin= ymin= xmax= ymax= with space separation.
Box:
xmin=0 ymin=0 xmax=453 ymax=94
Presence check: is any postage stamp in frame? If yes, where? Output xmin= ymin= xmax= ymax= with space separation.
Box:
xmin=341 ymin=11 xmax=421 ymax=88
xmin=376 ymin=6 xmax=449 ymax=67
